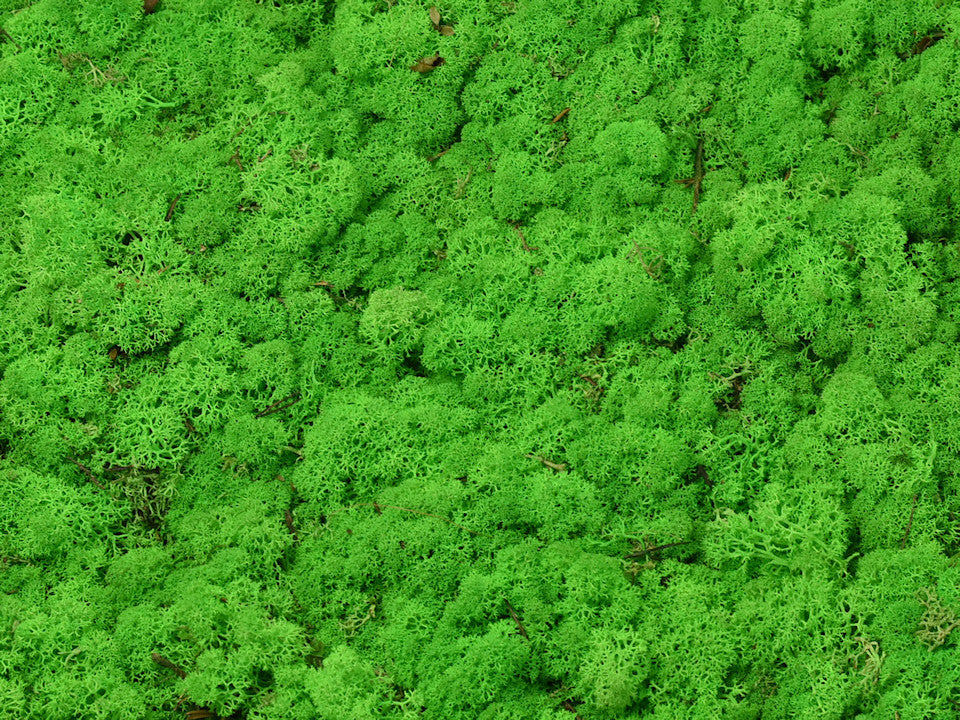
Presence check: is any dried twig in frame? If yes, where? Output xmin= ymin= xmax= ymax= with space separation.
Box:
xmin=0 ymin=27 xmax=22 ymax=52
xmin=551 ymin=107 xmax=570 ymax=123
xmin=163 ymin=193 xmax=180 ymax=222
xmin=184 ymin=710 xmax=217 ymax=720
xmin=254 ymin=392 xmax=301 ymax=419
xmin=284 ymin=508 xmax=299 ymax=544
xmin=513 ymin=224 xmax=539 ymax=251
xmin=524 ymin=453 xmax=566 ymax=472
xmin=694 ymin=464 xmax=714 ymax=489
xmin=151 ymin=652 xmax=186 ymax=679
xmin=228 ymin=147 xmax=243 ymax=171
xmin=66 ymin=456 xmax=105 ymax=490
xmin=674 ymin=138 xmax=705 ymax=215
xmin=503 ymin=597 xmax=529 ymax=640
xmin=899 ymin=29 xmax=946 ymax=59
xmin=454 ymin=166 xmax=473 ymax=198
xmin=627 ymin=242 xmax=664 ymax=280
xmin=624 ymin=540 xmax=693 ymax=559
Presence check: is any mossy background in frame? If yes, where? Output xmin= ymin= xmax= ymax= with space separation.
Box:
xmin=3 ymin=0 xmax=960 ymax=717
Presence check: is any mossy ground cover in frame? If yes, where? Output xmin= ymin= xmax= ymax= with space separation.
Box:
xmin=3 ymin=0 xmax=960 ymax=717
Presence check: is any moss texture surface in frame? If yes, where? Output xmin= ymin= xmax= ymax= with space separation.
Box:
xmin=3 ymin=0 xmax=960 ymax=717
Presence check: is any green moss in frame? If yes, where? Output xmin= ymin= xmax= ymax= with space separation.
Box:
xmin=6 ymin=0 xmax=960 ymax=716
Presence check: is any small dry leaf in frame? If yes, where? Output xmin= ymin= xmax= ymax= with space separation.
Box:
xmin=143 ymin=0 xmax=159 ymax=14
xmin=429 ymin=5 xmax=441 ymax=30
xmin=410 ymin=54 xmax=445 ymax=73
xmin=440 ymin=25 xmax=455 ymax=35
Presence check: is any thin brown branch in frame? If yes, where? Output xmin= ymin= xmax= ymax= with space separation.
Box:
xmin=254 ymin=391 xmax=301 ymax=419
xmin=627 ymin=242 xmax=664 ymax=280
xmin=163 ymin=193 xmax=180 ymax=222
xmin=900 ymin=29 xmax=946 ymax=59
xmin=694 ymin=464 xmax=714 ymax=489
xmin=284 ymin=508 xmax=299 ymax=544
xmin=151 ymin=652 xmax=187 ymax=679
xmin=228 ymin=147 xmax=244 ymax=171
xmin=674 ymin=138 xmax=704 ymax=215
xmin=0 ymin=27 xmax=22 ymax=52
xmin=503 ymin=597 xmax=530 ymax=641
xmin=551 ymin=107 xmax=570 ymax=123
xmin=66 ymin=456 xmax=105 ymax=490
xmin=185 ymin=710 xmax=217 ymax=720
xmin=624 ymin=540 xmax=693 ymax=559
xmin=524 ymin=453 xmax=567 ymax=472
xmin=513 ymin=224 xmax=539 ymax=252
